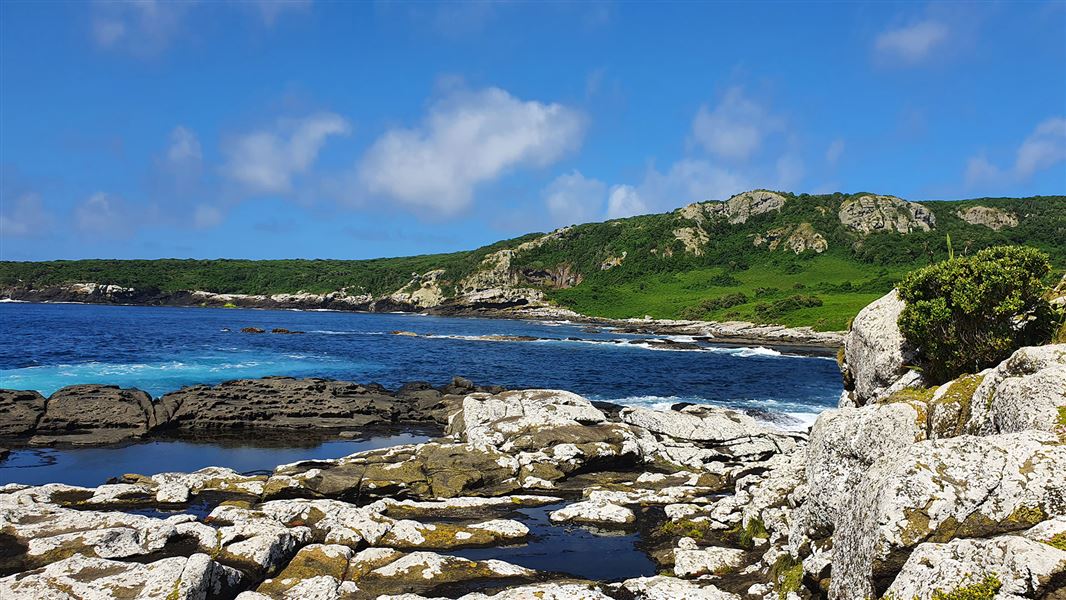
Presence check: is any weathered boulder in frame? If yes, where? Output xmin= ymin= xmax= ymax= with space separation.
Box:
xmin=160 ymin=377 xmax=426 ymax=431
xmin=379 ymin=518 xmax=529 ymax=549
xmin=0 ymin=389 xmax=46 ymax=437
xmin=204 ymin=504 xmax=314 ymax=576
xmin=965 ymin=344 xmax=1066 ymax=436
xmin=549 ymin=500 xmax=635 ymax=526
xmin=619 ymin=575 xmax=742 ymax=599
xmin=796 ymin=402 xmax=925 ymax=540
xmin=840 ymin=290 xmax=920 ymax=406
xmin=353 ymin=551 xmax=536 ymax=598
xmin=31 ymin=385 xmax=159 ymax=445
xmin=0 ymin=553 xmax=242 ymax=600
xmin=248 ymin=543 xmax=356 ymax=600
xmin=253 ymin=499 xmax=393 ymax=546
xmin=830 ymin=431 xmax=1066 ymax=599
xmin=838 ymin=194 xmax=935 ymax=235
xmin=955 ymin=205 xmax=1019 ymax=230
xmin=672 ymin=537 xmax=747 ymax=578
xmin=266 ymin=442 xmax=521 ymax=501
xmin=371 ymin=495 xmax=562 ymax=519
xmin=449 ymin=389 xmax=607 ymax=449
xmin=752 ymin=222 xmax=828 ymax=254
xmin=883 ymin=535 xmax=1066 ymax=599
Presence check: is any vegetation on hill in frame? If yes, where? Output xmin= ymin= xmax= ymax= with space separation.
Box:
xmin=1 ymin=192 xmax=1063 ymax=331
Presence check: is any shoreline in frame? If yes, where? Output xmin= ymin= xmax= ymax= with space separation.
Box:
xmin=0 ymin=290 xmax=845 ymax=351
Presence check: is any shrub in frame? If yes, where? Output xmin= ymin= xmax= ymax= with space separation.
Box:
xmin=680 ymin=293 xmax=749 ymax=319
xmin=897 ymin=245 xmax=1058 ymax=383
xmin=754 ymin=294 xmax=823 ymax=320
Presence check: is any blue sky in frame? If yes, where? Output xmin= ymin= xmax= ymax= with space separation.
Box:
xmin=1 ymin=1 xmax=1064 ymax=261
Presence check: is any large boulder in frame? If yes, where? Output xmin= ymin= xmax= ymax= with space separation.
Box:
xmin=620 ymin=405 xmax=799 ymax=463
xmin=965 ymin=344 xmax=1066 ymax=436
xmin=795 ymin=402 xmax=925 ymax=540
xmin=830 ymin=431 xmax=1066 ymax=599
xmin=448 ymin=389 xmax=607 ymax=449
xmin=0 ymin=553 xmax=242 ymax=600
xmin=840 ymin=290 xmax=921 ymax=406
xmin=159 ymin=377 xmax=432 ymax=431
xmin=712 ymin=190 xmax=788 ymax=224
xmin=883 ymin=535 xmax=1066 ymax=599
xmin=838 ymin=194 xmax=936 ymax=235
xmin=0 ymin=389 xmax=46 ymax=438
xmin=31 ymin=385 xmax=160 ymax=445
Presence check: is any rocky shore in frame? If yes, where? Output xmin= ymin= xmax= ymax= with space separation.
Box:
xmin=0 ymin=283 xmax=844 ymax=349
xmin=1 ymin=290 xmax=1063 ymax=599
xmin=0 ymin=377 xmax=501 ymax=447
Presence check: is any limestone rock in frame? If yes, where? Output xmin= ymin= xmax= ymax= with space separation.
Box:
xmin=621 ymin=405 xmax=798 ymax=463
xmin=379 ymin=518 xmax=529 ymax=549
xmin=714 ymin=190 xmax=788 ymax=224
xmin=0 ymin=553 xmax=241 ymax=600
xmin=883 ymin=535 xmax=1066 ymax=599
xmin=619 ymin=575 xmax=742 ymax=599
xmin=797 ymin=402 xmax=925 ymax=539
xmin=830 ymin=431 xmax=1066 ymax=599
xmin=0 ymin=389 xmax=46 ymax=437
xmin=955 ymin=205 xmax=1019 ymax=230
xmin=838 ymin=194 xmax=936 ymax=235
xmin=753 ymin=223 xmax=828 ymax=254
xmin=672 ymin=537 xmax=747 ymax=578
xmin=840 ymin=290 xmax=920 ymax=406
xmin=449 ymin=389 xmax=607 ymax=449
xmin=965 ymin=344 xmax=1066 ymax=436
xmin=254 ymin=498 xmax=393 ymax=546
xmin=372 ymin=495 xmax=562 ymax=519
xmin=205 ymin=504 xmax=314 ymax=576
xmin=355 ymin=551 xmax=535 ymax=598
xmin=549 ymin=500 xmax=636 ymax=526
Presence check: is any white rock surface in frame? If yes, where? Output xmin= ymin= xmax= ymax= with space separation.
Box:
xmin=620 ymin=575 xmax=742 ymax=599
xmin=450 ymin=389 xmax=607 ymax=448
xmin=966 ymin=344 xmax=1066 ymax=435
xmin=673 ymin=537 xmax=747 ymax=578
xmin=884 ymin=535 xmax=1066 ymax=599
xmin=840 ymin=289 xmax=918 ymax=406
xmin=830 ymin=431 xmax=1066 ymax=599
xmin=549 ymin=500 xmax=636 ymax=525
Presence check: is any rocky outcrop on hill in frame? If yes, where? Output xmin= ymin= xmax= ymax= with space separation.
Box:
xmin=752 ymin=222 xmax=828 ymax=254
xmin=838 ymin=194 xmax=936 ymax=235
xmin=955 ymin=205 xmax=1019 ymax=230
xmin=0 ymin=377 xmax=499 ymax=446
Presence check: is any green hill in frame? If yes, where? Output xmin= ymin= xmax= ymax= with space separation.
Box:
xmin=2 ymin=191 xmax=1064 ymax=331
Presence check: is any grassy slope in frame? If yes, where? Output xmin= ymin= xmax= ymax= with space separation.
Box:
xmin=2 ymin=193 xmax=1063 ymax=331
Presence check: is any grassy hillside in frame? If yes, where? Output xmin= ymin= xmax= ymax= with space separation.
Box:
xmin=2 ymin=192 xmax=1063 ymax=331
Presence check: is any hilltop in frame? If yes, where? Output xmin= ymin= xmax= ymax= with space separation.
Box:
xmin=2 ymin=190 xmax=1064 ymax=331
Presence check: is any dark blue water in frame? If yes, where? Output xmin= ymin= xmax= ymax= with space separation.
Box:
xmin=450 ymin=502 xmax=656 ymax=581
xmin=0 ymin=303 xmax=841 ymax=423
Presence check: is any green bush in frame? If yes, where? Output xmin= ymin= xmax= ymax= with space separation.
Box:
xmin=897 ymin=245 xmax=1058 ymax=383
xmin=679 ymin=292 xmax=749 ymax=319
xmin=754 ymin=294 xmax=824 ymax=320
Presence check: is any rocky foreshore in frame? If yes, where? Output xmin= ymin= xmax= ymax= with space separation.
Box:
xmin=0 ymin=283 xmax=844 ymax=349
xmin=0 ymin=377 xmax=501 ymax=447
xmin=1 ymin=290 xmax=1064 ymax=599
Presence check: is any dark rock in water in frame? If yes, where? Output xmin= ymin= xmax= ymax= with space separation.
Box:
xmin=270 ymin=328 xmax=305 ymax=334
xmin=591 ymin=400 xmax=626 ymax=419
xmin=633 ymin=338 xmax=701 ymax=350
xmin=742 ymin=408 xmax=803 ymax=427
xmin=240 ymin=327 xmax=265 ymax=334
xmin=0 ymin=448 xmax=8 ymax=462
xmin=441 ymin=375 xmax=476 ymax=396
xmin=32 ymin=385 xmax=159 ymax=446
xmin=0 ymin=390 xmax=46 ymax=437
xmin=390 ymin=330 xmax=419 ymax=336
xmin=670 ymin=401 xmax=697 ymax=411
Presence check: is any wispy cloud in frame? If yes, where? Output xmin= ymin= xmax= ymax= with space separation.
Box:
xmin=543 ymin=170 xmax=607 ymax=227
xmin=75 ymin=192 xmax=134 ymax=238
xmin=0 ymin=193 xmax=54 ymax=238
xmin=357 ymin=86 xmax=585 ymax=215
xmin=965 ymin=117 xmax=1066 ymax=187
xmin=874 ymin=20 xmax=949 ymax=65
xmin=826 ymin=138 xmax=845 ymax=166
xmin=222 ymin=112 xmax=350 ymax=195
xmin=690 ymin=86 xmax=785 ymax=161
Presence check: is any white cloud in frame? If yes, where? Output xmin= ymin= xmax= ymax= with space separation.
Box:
xmin=875 ymin=20 xmax=949 ymax=64
xmin=690 ymin=87 xmax=784 ymax=161
xmin=964 ymin=155 xmax=1003 ymax=186
xmin=223 ymin=112 xmax=350 ymax=195
xmin=91 ymin=0 xmax=191 ymax=57
xmin=964 ymin=117 xmax=1066 ymax=187
xmin=1015 ymin=117 xmax=1066 ymax=177
xmin=826 ymin=138 xmax=845 ymax=166
xmin=606 ymin=185 xmax=647 ymax=220
xmin=543 ymin=170 xmax=606 ymax=227
xmin=0 ymin=193 xmax=53 ymax=237
xmin=358 ymin=86 xmax=585 ymax=215
xmin=167 ymin=126 xmax=202 ymax=164
xmin=75 ymin=192 xmax=132 ymax=237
